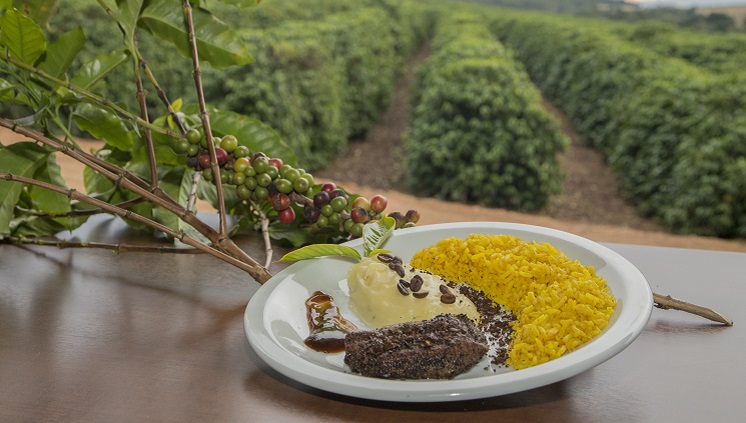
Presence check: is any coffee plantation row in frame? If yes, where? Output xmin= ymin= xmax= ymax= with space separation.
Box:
xmin=48 ymin=0 xmax=429 ymax=171
xmin=41 ymin=0 xmax=746 ymax=238
xmin=488 ymin=8 xmax=746 ymax=238
xmin=404 ymin=9 xmax=567 ymax=211
xmin=609 ymin=20 xmax=746 ymax=75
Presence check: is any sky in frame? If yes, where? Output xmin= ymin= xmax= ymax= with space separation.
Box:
xmin=628 ymin=0 xmax=746 ymax=7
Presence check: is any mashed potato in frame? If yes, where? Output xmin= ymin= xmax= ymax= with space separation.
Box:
xmin=347 ymin=256 xmax=480 ymax=328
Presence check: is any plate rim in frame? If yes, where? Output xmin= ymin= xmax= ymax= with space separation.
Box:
xmin=244 ymin=221 xmax=653 ymax=402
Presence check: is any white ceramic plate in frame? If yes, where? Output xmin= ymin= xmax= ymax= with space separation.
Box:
xmin=244 ymin=222 xmax=653 ymax=402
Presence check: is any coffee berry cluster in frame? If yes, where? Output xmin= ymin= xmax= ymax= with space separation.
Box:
xmin=171 ymin=129 xmax=420 ymax=237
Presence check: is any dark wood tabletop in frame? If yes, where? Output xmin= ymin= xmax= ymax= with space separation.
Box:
xmin=1 ymin=215 xmax=743 ymax=422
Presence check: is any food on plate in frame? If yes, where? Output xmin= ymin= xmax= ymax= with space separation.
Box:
xmin=456 ymin=283 xmax=515 ymax=366
xmin=297 ymin=231 xmax=617 ymax=377
xmin=346 ymin=253 xmax=480 ymax=328
xmin=411 ymin=234 xmax=617 ymax=369
xmin=303 ymin=291 xmax=359 ymax=353
xmin=344 ymin=313 xmax=488 ymax=379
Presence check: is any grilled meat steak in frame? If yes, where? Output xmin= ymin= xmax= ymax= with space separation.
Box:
xmin=344 ymin=313 xmax=488 ymax=379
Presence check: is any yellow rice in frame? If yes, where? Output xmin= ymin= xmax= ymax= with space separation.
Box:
xmin=410 ymin=234 xmax=616 ymax=370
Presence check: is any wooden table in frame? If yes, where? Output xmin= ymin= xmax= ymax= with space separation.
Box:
xmin=1 ymin=216 xmax=743 ymax=422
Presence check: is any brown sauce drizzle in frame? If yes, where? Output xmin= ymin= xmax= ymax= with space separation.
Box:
xmin=303 ymin=291 xmax=358 ymax=353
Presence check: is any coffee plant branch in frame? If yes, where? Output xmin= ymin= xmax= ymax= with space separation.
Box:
xmin=95 ymin=1 xmax=207 ymax=215
xmin=183 ymin=0 xmax=229 ymax=238
xmin=0 ymin=2 xmax=281 ymax=281
xmin=7 ymin=237 xmax=204 ymax=254
xmin=1 ymin=2 xmax=422 ymax=287
xmin=14 ymin=197 xmax=147 ymax=219
xmin=3 ymin=54 xmax=179 ymax=140
xmin=1 ymin=171 xmax=271 ymax=281
xmin=132 ymin=39 xmax=159 ymax=188
xmin=654 ymin=293 xmax=733 ymax=326
xmin=0 ymin=118 xmax=272 ymax=283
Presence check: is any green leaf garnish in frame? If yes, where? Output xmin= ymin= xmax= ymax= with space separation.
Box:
xmin=279 ymin=216 xmax=398 ymax=263
xmin=367 ymin=248 xmax=392 ymax=258
xmin=279 ymin=244 xmax=361 ymax=262
xmin=363 ymin=216 xmax=396 ymax=257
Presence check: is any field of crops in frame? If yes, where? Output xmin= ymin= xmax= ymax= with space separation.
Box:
xmin=28 ymin=0 xmax=746 ymax=238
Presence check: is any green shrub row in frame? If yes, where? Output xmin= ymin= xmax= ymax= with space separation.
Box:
xmin=48 ymin=0 xmax=430 ymax=171
xmin=608 ymin=20 xmax=746 ymax=75
xmin=490 ymin=10 xmax=746 ymax=237
xmin=204 ymin=3 xmax=430 ymax=169
xmin=404 ymin=9 xmax=567 ymax=211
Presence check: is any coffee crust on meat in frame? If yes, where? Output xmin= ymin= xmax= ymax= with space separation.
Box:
xmin=343 ymin=314 xmax=488 ymax=379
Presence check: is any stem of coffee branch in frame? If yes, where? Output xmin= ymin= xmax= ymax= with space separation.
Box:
xmin=0 ymin=119 xmax=272 ymax=283
xmin=9 ymin=237 xmax=203 ymax=254
xmin=3 ymin=55 xmax=178 ymax=140
xmin=654 ymin=293 xmax=733 ymax=326
xmin=0 ymin=171 xmax=270 ymax=281
xmin=183 ymin=0 xmax=228 ymax=237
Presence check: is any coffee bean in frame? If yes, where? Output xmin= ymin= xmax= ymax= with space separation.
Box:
xmin=440 ymin=293 xmax=456 ymax=304
xmin=377 ymin=253 xmax=396 ymax=263
xmin=413 ymin=291 xmax=429 ymax=299
xmin=409 ymin=275 xmax=423 ymax=292
xmin=389 ymin=262 xmax=405 ymax=278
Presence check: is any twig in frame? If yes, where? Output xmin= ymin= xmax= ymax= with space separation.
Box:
xmin=187 ymin=171 xmax=201 ymax=212
xmin=257 ymin=208 xmax=274 ymax=268
xmin=132 ymin=35 xmax=159 ymax=188
xmin=1 ymin=118 xmax=153 ymax=194
xmin=14 ymin=197 xmax=146 ymax=218
xmin=654 ymin=292 xmax=734 ymax=326
xmin=0 ymin=172 xmax=272 ymax=282
xmin=97 ymin=0 xmax=188 ymax=138
xmin=183 ymin=0 xmax=228 ymax=237
xmin=2 ymin=54 xmax=178 ymax=140
xmin=137 ymin=49 xmax=187 ymax=135
xmin=0 ymin=119 xmax=260 ymax=270
xmin=9 ymin=237 xmax=204 ymax=254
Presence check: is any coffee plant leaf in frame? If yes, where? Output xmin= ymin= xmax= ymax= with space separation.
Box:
xmin=29 ymin=153 xmax=70 ymax=215
xmin=73 ymin=103 xmax=133 ymax=151
xmin=205 ymin=107 xmax=297 ymax=167
xmin=70 ymin=50 xmax=129 ymax=90
xmin=37 ymin=26 xmax=84 ymax=78
xmin=0 ymin=8 xmax=46 ymax=65
xmin=0 ymin=142 xmax=52 ymax=236
xmin=139 ymin=0 xmax=253 ymax=69
xmin=114 ymin=0 xmax=145 ymax=51
xmin=152 ymin=165 xmax=196 ymax=233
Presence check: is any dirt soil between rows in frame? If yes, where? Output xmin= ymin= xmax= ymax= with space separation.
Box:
xmin=3 ymin=43 xmax=745 ymax=253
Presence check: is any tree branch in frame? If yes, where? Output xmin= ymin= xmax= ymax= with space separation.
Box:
xmin=137 ymin=49 xmax=187 ymax=136
xmin=2 ymin=54 xmax=178 ymax=140
xmin=0 ymin=172 xmax=272 ymax=283
xmin=1 ymin=120 xmax=270 ymax=276
xmin=183 ymin=0 xmax=229 ymax=238
xmin=7 ymin=237 xmax=204 ymax=254
xmin=654 ymin=292 xmax=733 ymax=326
xmin=187 ymin=170 xmax=201 ymax=212
xmin=257 ymin=208 xmax=274 ymax=268
xmin=14 ymin=196 xmax=146 ymax=218
xmin=132 ymin=34 xmax=159 ymax=188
